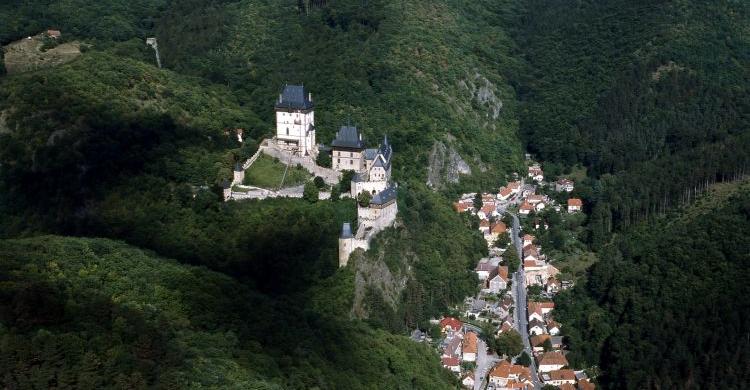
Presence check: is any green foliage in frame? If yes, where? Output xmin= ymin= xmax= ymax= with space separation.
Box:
xmin=504 ymin=245 xmax=520 ymax=273
xmin=493 ymin=330 xmax=523 ymax=358
xmin=357 ymin=191 xmax=371 ymax=207
xmin=516 ymin=351 xmax=531 ymax=367
xmin=339 ymin=170 xmax=355 ymax=193
xmin=473 ymin=192 xmax=483 ymax=211
xmin=0 ymin=236 xmax=457 ymax=389
xmin=316 ymin=151 xmax=332 ymax=168
xmin=508 ymin=0 xmax=750 ymax=233
xmin=555 ymin=184 xmax=750 ymax=388
xmin=303 ymin=181 xmax=319 ymax=203
xmin=313 ymin=176 xmax=326 ymax=189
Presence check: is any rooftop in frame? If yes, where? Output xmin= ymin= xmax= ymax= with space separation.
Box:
xmin=275 ymin=84 xmax=313 ymax=110
xmin=371 ymin=186 xmax=397 ymax=205
xmin=341 ymin=223 xmax=353 ymax=239
xmin=331 ymin=125 xmax=366 ymax=149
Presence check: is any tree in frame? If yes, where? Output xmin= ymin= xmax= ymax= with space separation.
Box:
xmin=340 ymin=170 xmax=355 ymax=192
xmin=303 ymin=181 xmax=319 ymax=203
xmin=330 ymin=185 xmax=340 ymax=201
xmin=516 ymin=351 xmax=531 ymax=367
xmin=542 ymin=338 xmax=553 ymax=352
xmin=473 ymin=192 xmax=483 ymax=210
xmin=496 ymin=330 xmax=524 ymax=357
xmin=357 ymin=191 xmax=371 ymax=207
xmin=316 ymin=151 xmax=331 ymax=168
xmin=494 ymin=234 xmax=510 ymax=248
xmin=505 ymin=246 xmax=520 ymax=273
xmin=313 ymin=176 xmax=325 ymax=189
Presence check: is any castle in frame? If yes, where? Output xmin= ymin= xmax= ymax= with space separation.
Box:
xmin=275 ymin=84 xmax=317 ymax=157
xmin=332 ymin=125 xmax=398 ymax=267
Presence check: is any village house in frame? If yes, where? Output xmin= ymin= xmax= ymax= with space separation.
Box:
xmin=461 ymin=372 xmax=475 ymax=388
xmin=465 ymin=299 xmax=488 ymax=320
xmin=547 ymin=319 xmax=561 ymax=336
xmin=488 ymin=266 xmax=510 ymax=293
xmin=528 ymin=164 xmax=544 ymax=182
xmin=541 ymin=369 xmax=577 ymax=386
xmin=537 ymin=351 xmax=569 ymax=373
xmin=439 ymin=317 xmax=463 ymax=334
xmin=550 ymin=336 xmax=564 ymax=350
xmin=442 ymin=335 xmax=463 ymax=360
xmin=556 ymin=178 xmax=575 ymax=192
xmin=519 ymin=201 xmax=534 ymax=216
xmin=486 ymin=222 xmax=508 ymax=246
xmin=488 ymin=360 xmax=533 ymax=389
xmin=462 ymin=332 xmax=478 ymax=362
xmin=530 ymin=334 xmax=551 ymax=353
xmin=46 ymin=29 xmax=62 ymax=39
xmin=498 ymin=186 xmax=514 ymax=201
xmin=478 ymin=202 xmax=497 ymax=220
xmin=330 ymin=125 xmax=366 ymax=171
xmin=529 ymin=318 xmax=546 ymax=336
xmin=441 ymin=356 xmax=461 ymax=373
xmin=525 ymin=262 xmax=560 ymax=286
xmin=523 ymin=245 xmax=539 ymax=262
xmin=568 ymin=198 xmax=583 ymax=213
xmin=475 ymin=260 xmax=498 ymax=281
xmin=523 ymin=234 xmax=535 ymax=247
xmin=578 ymin=379 xmax=596 ymax=390
xmin=274 ymin=84 xmax=317 ymax=156
xmin=546 ymin=277 xmax=561 ymax=294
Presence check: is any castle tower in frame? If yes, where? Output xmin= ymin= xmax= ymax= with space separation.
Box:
xmin=338 ymin=222 xmax=354 ymax=267
xmin=275 ymin=84 xmax=316 ymax=156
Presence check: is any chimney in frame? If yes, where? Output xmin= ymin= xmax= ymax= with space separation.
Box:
xmin=308 ymin=92 xmax=312 ymax=102
xmin=279 ymin=94 xmax=282 ymax=103
xmin=359 ymin=133 xmax=362 ymax=141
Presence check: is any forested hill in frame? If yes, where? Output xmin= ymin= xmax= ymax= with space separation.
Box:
xmin=509 ymin=0 xmax=750 ymax=237
xmin=0 ymin=236 xmax=456 ymax=389
xmin=554 ymin=181 xmax=750 ymax=389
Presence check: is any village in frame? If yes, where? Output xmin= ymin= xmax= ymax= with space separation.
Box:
xmin=418 ymin=164 xmax=591 ymax=390
xmin=225 ymin=84 xmax=592 ymax=389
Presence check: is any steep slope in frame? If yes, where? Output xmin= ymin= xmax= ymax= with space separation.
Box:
xmin=554 ymin=181 xmax=750 ymax=388
xmin=0 ymin=236 xmax=457 ymax=389
xmin=508 ymin=0 xmax=750 ymax=235
xmin=157 ymin=0 xmax=524 ymax=186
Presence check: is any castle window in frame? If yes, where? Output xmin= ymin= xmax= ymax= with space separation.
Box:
xmin=286 ymin=128 xmax=289 ymax=135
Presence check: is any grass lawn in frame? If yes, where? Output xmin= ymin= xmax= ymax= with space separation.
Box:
xmin=243 ymin=154 xmax=311 ymax=189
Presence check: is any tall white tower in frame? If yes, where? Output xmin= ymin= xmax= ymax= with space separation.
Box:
xmin=275 ymin=84 xmax=316 ymax=156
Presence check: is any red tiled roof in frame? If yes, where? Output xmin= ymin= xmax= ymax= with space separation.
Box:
xmin=548 ymin=369 xmax=576 ymax=381
xmin=578 ymin=379 xmax=596 ymax=390
xmin=530 ymin=334 xmax=551 ymax=347
xmin=480 ymin=219 xmax=491 ymax=227
xmin=499 ymin=187 xmax=513 ymax=197
xmin=463 ymin=331 xmax=478 ymax=354
xmin=568 ymin=198 xmax=583 ymax=207
xmin=441 ymin=356 xmax=460 ymax=367
xmin=537 ymin=352 xmax=569 ymax=366
xmin=520 ymin=201 xmax=534 ymax=211
xmin=491 ymin=222 xmax=507 ymax=234
xmin=439 ymin=317 xmax=462 ymax=332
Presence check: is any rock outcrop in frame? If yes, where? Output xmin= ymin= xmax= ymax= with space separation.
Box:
xmin=427 ymin=140 xmax=471 ymax=189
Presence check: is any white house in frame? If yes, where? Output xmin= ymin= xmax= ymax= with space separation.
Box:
xmin=461 ymin=373 xmax=475 ymax=389
xmin=528 ymin=165 xmax=544 ymax=182
xmin=537 ymin=352 xmax=569 ymax=373
xmin=556 ymin=179 xmax=574 ymax=192
xmin=529 ymin=319 xmax=546 ymax=336
xmin=542 ymin=369 xmax=576 ymax=386
xmin=519 ymin=201 xmax=534 ymax=216
xmin=475 ymin=260 xmax=497 ymax=281
xmin=522 ymin=234 xmax=535 ymax=247
xmin=275 ymin=84 xmax=316 ymax=156
xmin=442 ymin=357 xmax=460 ymax=373
xmin=568 ymin=198 xmax=583 ymax=213
xmin=488 ymin=273 xmax=508 ymax=293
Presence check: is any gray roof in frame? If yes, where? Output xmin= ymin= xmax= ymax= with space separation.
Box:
xmin=371 ymin=186 xmax=397 ymax=205
xmin=275 ymin=84 xmax=313 ymax=110
xmin=331 ymin=125 xmax=366 ymax=149
xmin=364 ymin=148 xmax=378 ymax=160
xmin=341 ymin=223 xmax=353 ymax=238
xmin=352 ymin=173 xmax=365 ymax=183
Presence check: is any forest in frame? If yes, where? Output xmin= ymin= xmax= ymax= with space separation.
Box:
xmin=0 ymin=0 xmax=748 ymax=388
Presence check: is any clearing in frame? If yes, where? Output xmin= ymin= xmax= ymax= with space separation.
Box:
xmin=3 ymin=34 xmax=81 ymax=74
xmin=243 ymin=154 xmax=311 ymax=189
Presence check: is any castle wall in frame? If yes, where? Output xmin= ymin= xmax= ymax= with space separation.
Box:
xmin=333 ymin=149 xmax=364 ymax=171
xmin=352 ymin=179 xmax=388 ymax=198
xmin=276 ymin=110 xmax=315 ymax=155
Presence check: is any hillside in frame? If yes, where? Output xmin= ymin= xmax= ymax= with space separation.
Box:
xmin=507 ymin=0 xmax=750 ymax=238
xmin=554 ymin=181 xmax=750 ymax=388
xmin=0 ymin=236 xmax=456 ymax=389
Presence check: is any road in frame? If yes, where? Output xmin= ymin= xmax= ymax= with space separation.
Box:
xmin=474 ymin=338 xmax=499 ymax=390
xmin=510 ymin=212 xmax=542 ymax=389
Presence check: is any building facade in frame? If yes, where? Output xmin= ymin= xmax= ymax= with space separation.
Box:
xmin=275 ymin=84 xmax=316 ymax=156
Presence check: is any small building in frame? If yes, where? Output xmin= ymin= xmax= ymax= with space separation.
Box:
xmin=461 ymin=372 xmax=475 ymax=388
xmin=275 ymin=84 xmax=316 ymax=156
xmin=537 ymin=352 xmax=569 ymax=373
xmin=488 ymin=360 xmax=533 ymax=389
xmin=556 ymin=179 xmax=574 ymax=192
xmin=439 ymin=317 xmax=463 ymax=334
xmin=529 ymin=318 xmax=546 ymax=336
xmin=475 ymin=260 xmax=498 ymax=281
xmin=522 ymin=234 xmax=535 ymax=247
xmin=531 ymin=334 xmax=551 ymax=353
xmin=46 ymin=29 xmax=61 ymax=39
xmin=568 ymin=198 xmax=583 ymax=213
xmin=462 ymin=332 xmax=478 ymax=362
xmin=519 ymin=201 xmax=534 ymax=216
xmin=542 ymin=369 xmax=577 ymax=386
xmin=331 ymin=125 xmax=366 ymax=171
xmin=528 ymin=165 xmax=544 ymax=182
xmin=441 ymin=356 xmax=461 ymax=373
xmin=489 ymin=266 xmax=510 ymax=293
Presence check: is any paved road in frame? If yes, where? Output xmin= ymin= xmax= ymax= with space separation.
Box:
xmin=474 ymin=338 xmax=499 ymax=390
xmin=510 ymin=213 xmax=542 ymax=389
